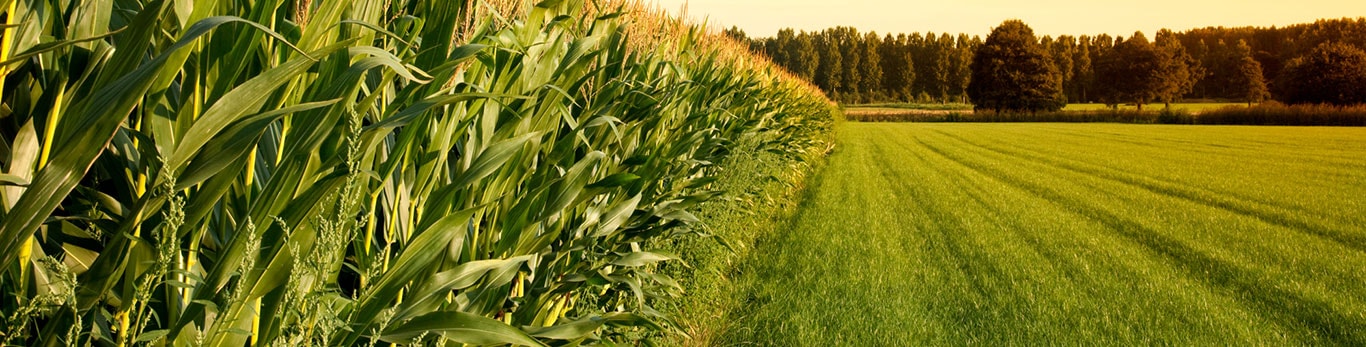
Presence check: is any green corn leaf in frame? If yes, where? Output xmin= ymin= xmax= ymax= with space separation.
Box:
xmin=455 ymin=132 xmax=542 ymax=189
xmin=0 ymin=173 xmax=29 ymax=186
xmin=380 ymin=310 xmax=547 ymax=346
xmin=0 ymin=29 xmax=124 ymax=68
xmin=586 ymin=173 xmax=639 ymax=189
xmin=176 ymin=99 xmax=340 ymax=189
xmin=526 ymin=313 xmax=654 ymax=340
xmin=166 ymin=43 xmax=347 ymax=175
xmin=336 ymin=206 xmax=482 ymax=345
xmin=610 ymin=251 xmax=676 ymax=267
xmin=395 ymin=255 xmax=534 ymax=321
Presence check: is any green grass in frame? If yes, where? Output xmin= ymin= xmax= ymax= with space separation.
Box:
xmin=1064 ymin=103 xmax=1247 ymax=113
xmin=722 ymin=123 xmax=1366 ymax=345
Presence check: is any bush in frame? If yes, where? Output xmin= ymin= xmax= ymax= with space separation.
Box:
xmin=1196 ymin=102 xmax=1366 ymax=126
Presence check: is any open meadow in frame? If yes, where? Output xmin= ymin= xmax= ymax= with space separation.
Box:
xmin=723 ymin=122 xmax=1366 ymax=345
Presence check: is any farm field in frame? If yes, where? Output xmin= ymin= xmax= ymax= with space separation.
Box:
xmin=723 ymin=123 xmax=1366 ymax=345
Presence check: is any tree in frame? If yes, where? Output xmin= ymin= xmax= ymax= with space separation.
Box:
xmin=859 ymin=32 xmax=884 ymax=103
xmin=1276 ymin=42 xmax=1366 ymax=105
xmin=837 ymin=27 xmax=863 ymax=103
xmin=813 ymin=30 xmax=843 ymax=94
xmin=1072 ymin=36 xmax=1094 ymax=102
xmin=881 ymin=33 xmax=915 ymax=101
xmin=911 ymin=32 xmax=943 ymax=101
xmin=789 ymin=32 xmax=819 ymax=81
xmin=1095 ymin=32 xmax=1167 ymax=110
xmin=1051 ymin=35 xmax=1075 ymax=103
xmin=948 ymin=34 xmax=976 ymax=103
xmin=932 ymin=33 xmax=954 ymax=102
xmin=1227 ymin=40 xmax=1269 ymax=105
xmin=1156 ymin=29 xmax=1202 ymax=107
xmin=726 ymin=25 xmax=748 ymax=46
xmin=767 ymin=29 xmax=795 ymax=70
xmin=967 ymin=20 xmax=1066 ymax=113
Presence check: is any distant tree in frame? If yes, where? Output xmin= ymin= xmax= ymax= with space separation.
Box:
xmin=723 ymin=26 xmax=750 ymax=46
xmin=947 ymin=34 xmax=976 ymax=103
xmin=912 ymin=32 xmax=943 ymax=100
xmin=967 ymin=20 xmax=1066 ymax=112
xmin=1051 ymin=35 xmax=1076 ymax=103
xmin=1227 ymin=40 xmax=1270 ymax=105
xmin=814 ymin=31 xmax=843 ymax=94
xmin=859 ymin=32 xmax=884 ymax=102
xmin=1276 ymin=42 xmax=1366 ymax=105
xmin=767 ymin=29 xmax=795 ymax=70
xmin=932 ymin=33 xmax=954 ymax=102
xmin=881 ymin=33 xmax=915 ymax=101
xmin=1072 ymin=36 xmax=1094 ymax=102
xmin=1156 ymin=29 xmax=1203 ymax=107
xmin=838 ymin=27 xmax=863 ymax=103
xmin=789 ymin=32 xmax=820 ymax=80
xmin=1089 ymin=34 xmax=1115 ymax=101
xmin=1189 ymin=39 xmax=1211 ymax=98
xmin=1095 ymin=32 xmax=1167 ymax=110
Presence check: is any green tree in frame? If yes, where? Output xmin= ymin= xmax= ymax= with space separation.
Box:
xmin=838 ymin=27 xmax=863 ymax=103
xmin=1276 ymin=42 xmax=1366 ymax=105
xmin=948 ymin=34 xmax=977 ymax=103
xmin=881 ymin=33 xmax=916 ymax=101
xmin=967 ymin=20 xmax=1066 ymax=112
xmin=859 ymin=32 xmax=884 ymax=102
xmin=1095 ymin=32 xmax=1166 ymax=110
xmin=911 ymin=32 xmax=944 ymax=101
xmin=767 ymin=29 xmax=796 ymax=70
xmin=790 ymin=32 xmax=820 ymax=81
xmin=1073 ymin=36 xmax=1094 ymax=102
xmin=1156 ymin=29 xmax=1202 ymax=107
xmin=724 ymin=26 xmax=754 ymax=50
xmin=932 ymin=33 xmax=954 ymax=102
xmin=1051 ymin=35 xmax=1076 ymax=103
xmin=1228 ymin=40 xmax=1270 ymax=105
xmin=814 ymin=30 xmax=843 ymax=94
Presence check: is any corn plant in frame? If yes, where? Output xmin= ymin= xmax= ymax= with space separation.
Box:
xmin=0 ymin=0 xmax=834 ymax=345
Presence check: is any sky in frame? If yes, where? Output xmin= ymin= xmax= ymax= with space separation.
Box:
xmin=648 ymin=0 xmax=1366 ymax=38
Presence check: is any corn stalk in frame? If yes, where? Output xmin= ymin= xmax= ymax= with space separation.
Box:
xmin=0 ymin=0 xmax=835 ymax=345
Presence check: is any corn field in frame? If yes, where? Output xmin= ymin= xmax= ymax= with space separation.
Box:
xmin=0 ymin=0 xmax=835 ymax=345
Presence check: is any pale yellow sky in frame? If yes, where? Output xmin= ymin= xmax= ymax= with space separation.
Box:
xmin=650 ymin=0 xmax=1366 ymax=38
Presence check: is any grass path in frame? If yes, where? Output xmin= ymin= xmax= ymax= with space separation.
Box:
xmin=723 ymin=123 xmax=1366 ymax=345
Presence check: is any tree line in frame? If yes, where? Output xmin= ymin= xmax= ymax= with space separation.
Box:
xmin=728 ymin=17 xmax=1366 ymax=107
xmin=726 ymin=27 xmax=978 ymax=104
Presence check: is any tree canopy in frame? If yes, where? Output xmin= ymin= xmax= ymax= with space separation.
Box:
xmin=739 ymin=17 xmax=1366 ymax=106
xmin=967 ymin=20 xmax=1066 ymax=112
xmin=1275 ymin=42 xmax=1366 ymax=105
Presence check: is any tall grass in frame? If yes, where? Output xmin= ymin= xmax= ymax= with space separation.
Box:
xmin=0 ymin=0 xmax=834 ymax=345
xmin=846 ymin=109 xmax=1193 ymax=123
xmin=849 ymin=103 xmax=1366 ymax=126
xmin=1195 ymin=102 xmax=1366 ymax=126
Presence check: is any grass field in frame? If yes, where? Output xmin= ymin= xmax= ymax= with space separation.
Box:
xmin=722 ymin=123 xmax=1366 ymax=345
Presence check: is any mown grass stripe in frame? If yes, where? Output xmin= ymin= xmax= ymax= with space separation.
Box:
xmin=727 ymin=123 xmax=1366 ymax=345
